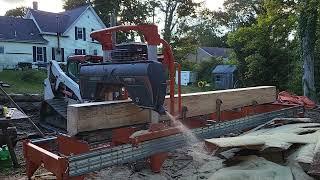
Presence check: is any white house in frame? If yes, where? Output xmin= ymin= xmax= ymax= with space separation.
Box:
xmin=0 ymin=3 xmax=106 ymax=68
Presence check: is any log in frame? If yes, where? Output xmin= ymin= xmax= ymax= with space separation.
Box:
xmin=67 ymin=86 xmax=277 ymax=135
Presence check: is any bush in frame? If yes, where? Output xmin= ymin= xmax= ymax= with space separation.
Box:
xmin=195 ymin=57 xmax=224 ymax=83
xmin=180 ymin=60 xmax=197 ymax=71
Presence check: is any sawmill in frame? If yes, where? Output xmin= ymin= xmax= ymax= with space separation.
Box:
xmin=0 ymin=24 xmax=315 ymax=180
xmin=9 ymin=24 xmax=311 ymax=180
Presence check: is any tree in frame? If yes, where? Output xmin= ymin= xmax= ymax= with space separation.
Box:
xmin=5 ymin=7 xmax=28 ymax=18
xmin=154 ymin=0 xmax=200 ymax=43
xmin=93 ymin=0 xmax=152 ymax=42
xmin=63 ymin=0 xmax=89 ymax=10
xmin=214 ymin=0 xmax=265 ymax=30
xmin=227 ymin=0 xmax=298 ymax=90
xmin=299 ymin=0 xmax=319 ymax=101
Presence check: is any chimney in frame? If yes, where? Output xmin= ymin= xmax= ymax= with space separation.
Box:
xmin=33 ymin=1 xmax=38 ymax=10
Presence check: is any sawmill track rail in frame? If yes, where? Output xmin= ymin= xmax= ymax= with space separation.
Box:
xmin=67 ymin=106 xmax=303 ymax=176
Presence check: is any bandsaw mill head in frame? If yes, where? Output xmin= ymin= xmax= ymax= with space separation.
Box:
xmin=79 ymin=25 xmax=177 ymax=114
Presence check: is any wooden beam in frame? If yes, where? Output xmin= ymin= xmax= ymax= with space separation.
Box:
xmin=161 ymin=86 xmax=277 ymax=120
xmin=67 ymin=86 xmax=277 ymax=135
xmin=67 ymin=100 xmax=151 ymax=136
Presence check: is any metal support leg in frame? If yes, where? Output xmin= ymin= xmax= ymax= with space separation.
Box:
xmin=181 ymin=106 xmax=188 ymax=121
xmin=216 ymin=99 xmax=222 ymax=122
xmin=149 ymin=152 xmax=168 ymax=173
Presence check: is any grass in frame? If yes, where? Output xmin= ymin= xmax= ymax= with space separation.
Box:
xmin=0 ymin=69 xmax=47 ymax=94
xmin=176 ymin=85 xmax=213 ymax=94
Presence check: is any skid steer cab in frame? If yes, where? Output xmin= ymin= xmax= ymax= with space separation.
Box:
xmin=66 ymin=55 xmax=103 ymax=82
xmin=44 ymin=55 xmax=103 ymax=102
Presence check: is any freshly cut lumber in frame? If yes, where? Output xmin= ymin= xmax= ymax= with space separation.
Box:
xmin=161 ymin=86 xmax=276 ymax=120
xmin=67 ymin=86 xmax=277 ymax=135
xmin=67 ymin=100 xmax=152 ymax=136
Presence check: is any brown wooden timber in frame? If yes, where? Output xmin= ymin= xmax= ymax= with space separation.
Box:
xmin=67 ymin=86 xmax=277 ymax=135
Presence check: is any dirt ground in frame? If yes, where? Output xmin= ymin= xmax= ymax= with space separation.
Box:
xmin=1 ymin=108 xmax=320 ymax=180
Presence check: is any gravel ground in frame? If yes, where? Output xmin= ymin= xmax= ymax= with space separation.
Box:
xmin=1 ymin=107 xmax=320 ymax=180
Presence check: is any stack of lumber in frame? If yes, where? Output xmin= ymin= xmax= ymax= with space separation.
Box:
xmin=67 ymin=86 xmax=276 ymax=135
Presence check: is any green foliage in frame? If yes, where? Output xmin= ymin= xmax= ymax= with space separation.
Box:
xmin=5 ymin=7 xmax=28 ymax=18
xmin=195 ymin=57 xmax=224 ymax=83
xmin=226 ymin=0 xmax=298 ymax=91
xmin=153 ymin=0 xmax=200 ymax=42
xmin=65 ymin=0 xmax=89 ymax=10
xmin=93 ymin=0 xmax=151 ymax=25
xmin=178 ymin=57 xmax=223 ymax=84
xmin=180 ymin=60 xmax=197 ymax=71
xmin=63 ymin=0 xmax=89 ymax=10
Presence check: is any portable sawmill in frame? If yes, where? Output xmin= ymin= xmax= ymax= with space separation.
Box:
xmin=40 ymin=28 xmax=169 ymax=133
xmin=23 ymin=24 xmax=306 ymax=180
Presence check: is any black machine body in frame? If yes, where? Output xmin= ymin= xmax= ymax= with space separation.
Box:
xmin=79 ymin=59 xmax=167 ymax=114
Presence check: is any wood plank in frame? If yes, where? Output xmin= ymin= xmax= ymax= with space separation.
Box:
xmin=67 ymin=86 xmax=277 ymax=135
xmin=67 ymin=100 xmax=151 ymax=136
xmin=161 ymin=86 xmax=277 ymax=120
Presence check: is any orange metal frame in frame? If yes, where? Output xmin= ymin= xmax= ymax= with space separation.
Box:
xmin=23 ymin=103 xmax=301 ymax=179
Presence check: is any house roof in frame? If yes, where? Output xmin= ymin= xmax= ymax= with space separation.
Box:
xmin=201 ymin=47 xmax=231 ymax=58
xmin=0 ymin=16 xmax=47 ymax=43
xmin=28 ymin=5 xmax=90 ymax=33
xmin=212 ymin=65 xmax=237 ymax=74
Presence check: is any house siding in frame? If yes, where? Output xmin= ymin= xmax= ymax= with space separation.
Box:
xmin=0 ymin=7 xmax=105 ymax=68
xmin=40 ymin=8 xmax=104 ymax=62
xmin=62 ymin=8 xmax=104 ymax=59
xmin=0 ymin=41 xmax=47 ymax=69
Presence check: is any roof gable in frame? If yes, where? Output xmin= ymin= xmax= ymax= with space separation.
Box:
xmin=27 ymin=5 xmax=102 ymax=34
xmin=200 ymin=47 xmax=231 ymax=58
xmin=0 ymin=16 xmax=47 ymax=43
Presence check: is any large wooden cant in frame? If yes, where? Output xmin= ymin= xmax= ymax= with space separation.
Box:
xmin=67 ymin=86 xmax=277 ymax=135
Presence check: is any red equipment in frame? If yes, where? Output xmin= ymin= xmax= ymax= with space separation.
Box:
xmin=23 ymin=25 xmax=307 ymax=180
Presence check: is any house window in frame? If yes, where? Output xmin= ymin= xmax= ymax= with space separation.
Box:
xmin=77 ymin=27 xmax=83 ymax=39
xmin=0 ymin=46 xmax=4 ymax=54
xmin=36 ymin=47 xmax=43 ymax=61
xmin=75 ymin=49 xmax=86 ymax=55
xmin=75 ymin=27 xmax=86 ymax=41
xmin=33 ymin=46 xmax=47 ymax=62
xmin=52 ymin=48 xmax=55 ymax=60
xmin=93 ymin=49 xmax=98 ymax=55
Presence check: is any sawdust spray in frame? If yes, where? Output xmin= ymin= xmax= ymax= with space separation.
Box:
xmin=165 ymin=111 xmax=213 ymax=162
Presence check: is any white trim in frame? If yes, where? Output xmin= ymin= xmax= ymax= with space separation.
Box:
xmin=62 ymin=6 xmax=106 ymax=36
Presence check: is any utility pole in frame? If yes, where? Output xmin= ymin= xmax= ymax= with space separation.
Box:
xmin=110 ymin=9 xmax=117 ymax=48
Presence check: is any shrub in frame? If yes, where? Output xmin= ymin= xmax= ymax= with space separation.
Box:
xmin=195 ymin=57 xmax=224 ymax=83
